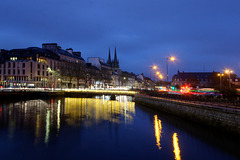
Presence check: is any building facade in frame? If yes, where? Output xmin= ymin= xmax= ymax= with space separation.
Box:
xmin=0 ymin=43 xmax=85 ymax=88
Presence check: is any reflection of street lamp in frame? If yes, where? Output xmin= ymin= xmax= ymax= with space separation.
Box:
xmin=224 ymin=69 xmax=233 ymax=88
xmin=217 ymin=73 xmax=224 ymax=91
xmin=166 ymin=57 xmax=175 ymax=82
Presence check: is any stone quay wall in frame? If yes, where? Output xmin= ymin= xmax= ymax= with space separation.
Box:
xmin=135 ymin=94 xmax=240 ymax=135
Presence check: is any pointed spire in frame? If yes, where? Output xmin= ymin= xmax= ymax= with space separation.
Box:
xmin=114 ymin=46 xmax=117 ymax=61
xmin=107 ymin=48 xmax=112 ymax=66
xmin=112 ymin=46 xmax=119 ymax=68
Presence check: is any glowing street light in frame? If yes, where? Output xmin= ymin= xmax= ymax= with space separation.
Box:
xmin=150 ymin=65 xmax=158 ymax=81
xmin=166 ymin=56 xmax=175 ymax=82
xmin=224 ymin=69 xmax=233 ymax=88
xmin=156 ymin=71 xmax=160 ymax=75
xmin=159 ymin=74 xmax=163 ymax=80
xmin=217 ymin=73 xmax=224 ymax=91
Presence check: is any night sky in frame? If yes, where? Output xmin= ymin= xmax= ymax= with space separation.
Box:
xmin=1 ymin=0 xmax=240 ymax=79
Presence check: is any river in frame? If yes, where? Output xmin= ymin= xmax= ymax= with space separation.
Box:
xmin=0 ymin=96 xmax=239 ymax=160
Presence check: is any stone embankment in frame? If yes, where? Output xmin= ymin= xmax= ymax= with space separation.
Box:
xmin=135 ymin=94 xmax=240 ymax=135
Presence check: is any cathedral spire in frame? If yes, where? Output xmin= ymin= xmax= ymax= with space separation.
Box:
xmin=112 ymin=46 xmax=119 ymax=68
xmin=107 ymin=48 xmax=112 ymax=66
xmin=114 ymin=46 xmax=117 ymax=62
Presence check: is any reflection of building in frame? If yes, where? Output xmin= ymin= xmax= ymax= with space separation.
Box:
xmin=0 ymin=96 xmax=135 ymax=144
xmin=64 ymin=97 xmax=135 ymax=126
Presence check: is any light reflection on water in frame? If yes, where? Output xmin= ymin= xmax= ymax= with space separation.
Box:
xmin=64 ymin=97 xmax=135 ymax=127
xmin=0 ymin=96 xmax=135 ymax=144
xmin=173 ymin=133 xmax=181 ymax=160
xmin=154 ymin=115 xmax=162 ymax=150
xmin=0 ymin=96 xmax=239 ymax=160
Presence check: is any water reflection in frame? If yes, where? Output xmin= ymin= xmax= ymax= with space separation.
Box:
xmin=173 ymin=133 xmax=181 ymax=160
xmin=0 ymin=96 xmax=135 ymax=144
xmin=64 ymin=97 xmax=135 ymax=126
xmin=154 ymin=115 xmax=162 ymax=150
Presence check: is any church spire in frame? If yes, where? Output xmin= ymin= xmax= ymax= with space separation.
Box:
xmin=112 ymin=46 xmax=119 ymax=68
xmin=114 ymin=46 xmax=117 ymax=61
xmin=107 ymin=48 xmax=112 ymax=66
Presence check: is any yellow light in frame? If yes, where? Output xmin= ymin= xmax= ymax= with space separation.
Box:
xmin=154 ymin=115 xmax=162 ymax=150
xmin=170 ymin=57 xmax=175 ymax=61
xmin=225 ymin=69 xmax=233 ymax=74
xmin=217 ymin=73 xmax=220 ymax=76
xmin=173 ymin=133 xmax=181 ymax=160
xmin=153 ymin=66 xmax=157 ymax=70
xmin=156 ymin=71 xmax=160 ymax=75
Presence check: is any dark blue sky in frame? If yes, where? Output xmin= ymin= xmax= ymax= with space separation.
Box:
xmin=1 ymin=0 xmax=240 ymax=79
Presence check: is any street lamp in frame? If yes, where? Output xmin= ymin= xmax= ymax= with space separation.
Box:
xmin=150 ymin=65 xmax=157 ymax=80
xmin=217 ymin=73 xmax=224 ymax=91
xmin=166 ymin=56 xmax=175 ymax=82
xmin=224 ymin=69 xmax=233 ymax=88
xmin=159 ymin=74 xmax=163 ymax=80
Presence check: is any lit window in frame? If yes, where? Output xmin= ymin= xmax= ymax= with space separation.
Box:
xmin=10 ymin=57 xmax=17 ymax=61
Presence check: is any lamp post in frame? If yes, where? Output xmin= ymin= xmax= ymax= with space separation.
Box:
xmin=224 ymin=69 xmax=233 ymax=88
xmin=217 ymin=73 xmax=224 ymax=91
xmin=166 ymin=57 xmax=175 ymax=82
xmin=150 ymin=65 xmax=157 ymax=81
xmin=47 ymin=67 xmax=58 ymax=90
xmin=159 ymin=74 xmax=163 ymax=81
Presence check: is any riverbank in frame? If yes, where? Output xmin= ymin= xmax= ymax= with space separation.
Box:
xmin=135 ymin=94 xmax=240 ymax=135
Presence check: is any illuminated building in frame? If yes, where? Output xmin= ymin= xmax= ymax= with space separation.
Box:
xmin=172 ymin=70 xmax=240 ymax=88
xmin=0 ymin=43 xmax=85 ymax=88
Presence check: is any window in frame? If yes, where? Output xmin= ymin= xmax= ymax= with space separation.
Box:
xmin=42 ymin=71 xmax=44 ymax=76
xmin=38 ymin=64 xmax=40 ymax=69
xmin=23 ymin=70 xmax=25 ymax=74
xmin=13 ymin=70 xmax=15 ymax=75
xmin=8 ymin=63 xmax=11 ymax=68
xmin=42 ymin=65 xmax=44 ymax=69
xmin=10 ymin=57 xmax=17 ymax=61
xmin=18 ymin=69 xmax=20 ymax=74
xmin=22 ymin=63 xmax=25 ymax=68
xmin=8 ymin=70 xmax=10 ymax=74
xmin=13 ymin=63 xmax=15 ymax=68
xmin=38 ymin=71 xmax=40 ymax=75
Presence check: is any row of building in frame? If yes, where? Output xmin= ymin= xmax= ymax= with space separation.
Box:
xmin=0 ymin=43 xmax=153 ymax=89
xmin=171 ymin=70 xmax=240 ymax=88
xmin=1 ymin=42 xmax=238 ymax=90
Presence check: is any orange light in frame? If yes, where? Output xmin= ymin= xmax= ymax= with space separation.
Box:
xmin=170 ymin=57 xmax=175 ymax=61
xmin=153 ymin=66 xmax=157 ymax=70
xmin=225 ymin=69 xmax=233 ymax=74
xmin=156 ymin=71 xmax=160 ymax=75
